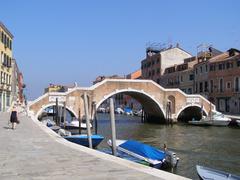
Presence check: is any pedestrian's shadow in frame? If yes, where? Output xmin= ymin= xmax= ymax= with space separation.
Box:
xmin=3 ymin=126 xmax=12 ymax=130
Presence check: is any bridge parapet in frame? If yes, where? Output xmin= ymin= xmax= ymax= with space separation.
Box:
xmin=29 ymin=79 xmax=215 ymax=122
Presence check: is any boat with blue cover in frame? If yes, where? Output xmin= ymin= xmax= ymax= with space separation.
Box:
xmin=65 ymin=134 xmax=104 ymax=148
xmin=197 ymin=165 xmax=240 ymax=180
xmin=108 ymin=139 xmax=179 ymax=169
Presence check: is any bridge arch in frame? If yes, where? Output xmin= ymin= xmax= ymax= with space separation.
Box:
xmin=36 ymin=102 xmax=78 ymax=119
xmin=96 ymin=88 xmax=166 ymax=122
xmin=176 ymin=104 xmax=208 ymax=122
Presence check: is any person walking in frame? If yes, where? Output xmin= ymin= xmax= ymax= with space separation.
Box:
xmin=10 ymin=106 xmax=18 ymax=130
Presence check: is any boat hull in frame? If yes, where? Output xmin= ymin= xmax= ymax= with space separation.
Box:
xmin=65 ymin=135 xmax=104 ymax=148
xmin=188 ymin=120 xmax=212 ymax=126
xmin=212 ymin=120 xmax=231 ymax=126
xmin=197 ymin=165 xmax=240 ymax=180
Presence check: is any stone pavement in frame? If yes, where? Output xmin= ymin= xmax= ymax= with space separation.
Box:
xmin=0 ymin=112 xmax=189 ymax=180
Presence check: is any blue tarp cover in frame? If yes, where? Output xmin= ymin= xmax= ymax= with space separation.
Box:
xmin=119 ymin=140 xmax=166 ymax=161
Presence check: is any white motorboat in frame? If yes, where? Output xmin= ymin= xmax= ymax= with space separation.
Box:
xmin=206 ymin=111 xmax=231 ymax=126
xmin=63 ymin=120 xmax=92 ymax=129
xmin=237 ymin=120 xmax=240 ymax=127
xmin=189 ymin=111 xmax=231 ymax=127
xmin=188 ymin=117 xmax=212 ymax=126
xmin=196 ymin=165 xmax=240 ymax=180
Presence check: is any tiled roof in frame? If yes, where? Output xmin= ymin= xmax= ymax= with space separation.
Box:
xmin=0 ymin=21 xmax=14 ymax=38
xmin=209 ymin=52 xmax=240 ymax=63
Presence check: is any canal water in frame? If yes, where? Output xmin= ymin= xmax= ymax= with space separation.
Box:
xmin=94 ymin=113 xmax=240 ymax=179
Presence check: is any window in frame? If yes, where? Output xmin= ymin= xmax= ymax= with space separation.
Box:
xmin=200 ymin=82 xmax=203 ymax=93
xmin=237 ymin=61 xmax=240 ymax=67
xmin=210 ymin=64 xmax=215 ymax=71
xmin=200 ymin=66 xmax=202 ymax=73
xmin=152 ymin=70 xmax=155 ymax=76
xmin=157 ymin=68 xmax=160 ymax=74
xmin=157 ymin=78 xmax=160 ymax=84
xmin=205 ymin=65 xmax=208 ymax=72
xmin=219 ymin=64 xmax=223 ymax=70
xmin=180 ymin=76 xmax=183 ymax=82
xmin=227 ymin=82 xmax=231 ymax=89
xmin=195 ymin=68 xmax=198 ymax=74
xmin=220 ymin=78 xmax=224 ymax=92
xmin=9 ymin=40 xmax=12 ymax=50
xmin=1 ymin=31 xmax=3 ymax=43
xmin=152 ymin=60 xmax=155 ymax=66
xmin=156 ymin=58 xmax=160 ymax=63
xmin=195 ymin=83 xmax=198 ymax=93
xmin=227 ymin=62 xmax=231 ymax=69
xmin=235 ymin=77 xmax=239 ymax=92
xmin=188 ymin=88 xmax=192 ymax=94
xmin=189 ymin=74 xmax=194 ymax=81
xmin=204 ymin=81 xmax=208 ymax=92
xmin=210 ymin=80 xmax=213 ymax=93
xmin=0 ymin=72 xmax=3 ymax=84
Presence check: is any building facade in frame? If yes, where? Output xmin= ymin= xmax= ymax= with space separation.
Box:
xmin=161 ymin=56 xmax=197 ymax=94
xmin=141 ymin=45 xmax=192 ymax=84
xmin=0 ymin=22 xmax=13 ymax=111
xmin=194 ymin=48 xmax=240 ymax=114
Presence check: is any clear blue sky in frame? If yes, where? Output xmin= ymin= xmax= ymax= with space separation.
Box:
xmin=1 ymin=0 xmax=240 ymax=100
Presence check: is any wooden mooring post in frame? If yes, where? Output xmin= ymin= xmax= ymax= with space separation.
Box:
xmin=83 ymin=92 xmax=92 ymax=149
xmin=93 ymin=102 xmax=98 ymax=135
xmin=110 ymin=98 xmax=117 ymax=156
xmin=55 ymin=98 xmax=59 ymax=126
xmin=78 ymin=108 xmax=82 ymax=134
xmin=63 ymin=102 xmax=66 ymax=129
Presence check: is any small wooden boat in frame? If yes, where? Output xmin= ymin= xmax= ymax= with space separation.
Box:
xmin=64 ymin=134 xmax=104 ymax=148
xmin=196 ymin=165 xmax=240 ymax=180
xmin=108 ymin=139 xmax=179 ymax=169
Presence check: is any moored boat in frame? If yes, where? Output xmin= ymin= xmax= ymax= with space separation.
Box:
xmin=189 ymin=111 xmax=231 ymax=127
xmin=64 ymin=134 xmax=104 ymax=148
xmin=62 ymin=120 xmax=92 ymax=129
xmin=196 ymin=165 xmax=240 ymax=180
xmin=108 ymin=139 xmax=179 ymax=169
xmin=188 ymin=117 xmax=212 ymax=126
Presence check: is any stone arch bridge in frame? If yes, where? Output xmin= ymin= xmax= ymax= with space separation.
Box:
xmin=28 ymin=79 xmax=215 ymax=123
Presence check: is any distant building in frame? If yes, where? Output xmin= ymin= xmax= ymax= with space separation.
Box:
xmin=44 ymin=84 xmax=68 ymax=93
xmin=0 ymin=22 xmax=14 ymax=111
xmin=44 ymin=83 xmax=77 ymax=94
xmin=93 ymin=75 xmax=124 ymax=85
xmin=126 ymin=69 xmax=142 ymax=79
xmin=141 ymin=44 xmax=192 ymax=84
xmin=18 ymin=72 xmax=25 ymax=104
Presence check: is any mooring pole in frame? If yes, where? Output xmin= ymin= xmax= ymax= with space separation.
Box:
xmin=84 ymin=92 xmax=92 ymax=149
xmin=94 ymin=102 xmax=98 ymax=134
xmin=110 ymin=98 xmax=117 ymax=156
xmin=59 ymin=105 xmax=62 ymax=125
xmin=56 ymin=98 xmax=59 ymax=126
xmin=78 ymin=108 xmax=82 ymax=135
xmin=63 ymin=102 xmax=66 ymax=129
xmin=141 ymin=108 xmax=144 ymax=123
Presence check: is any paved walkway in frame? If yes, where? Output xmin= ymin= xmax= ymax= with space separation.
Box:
xmin=0 ymin=112 xmax=189 ymax=180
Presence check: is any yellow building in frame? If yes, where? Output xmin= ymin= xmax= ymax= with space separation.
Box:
xmin=0 ymin=22 xmax=13 ymax=111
